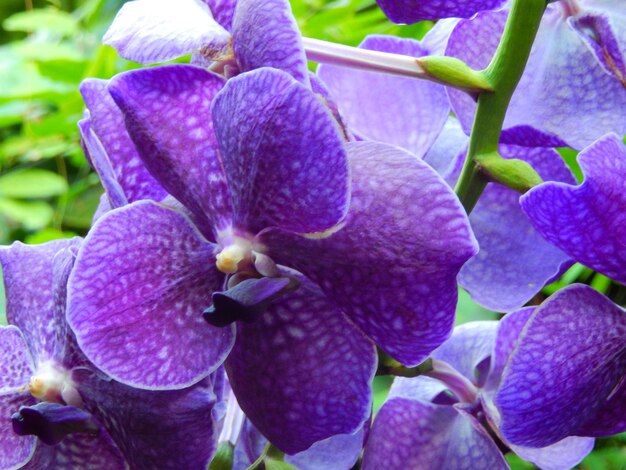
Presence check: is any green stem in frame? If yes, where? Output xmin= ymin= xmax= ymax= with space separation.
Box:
xmin=454 ymin=0 xmax=548 ymax=213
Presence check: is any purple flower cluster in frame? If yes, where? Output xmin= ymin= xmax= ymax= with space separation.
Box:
xmin=1 ymin=0 xmax=625 ymax=468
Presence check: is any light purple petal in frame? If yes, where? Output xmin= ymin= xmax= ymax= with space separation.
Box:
xmin=317 ymin=35 xmax=449 ymax=159
xmin=232 ymin=0 xmax=309 ymax=85
xmin=389 ymin=376 xmax=450 ymax=403
xmin=67 ymin=201 xmax=234 ymax=390
xmin=108 ymin=65 xmax=232 ymax=238
xmin=447 ymin=7 xmax=626 ymax=149
xmin=0 ymin=239 xmax=79 ymax=364
xmin=362 ymin=398 xmax=507 ymax=470
xmin=79 ymin=79 xmax=167 ymax=204
xmin=75 ymin=370 xmax=219 ymax=469
xmin=225 ymin=281 xmax=376 ymax=454
xmin=260 ymin=141 xmax=477 ymax=366
xmin=521 ymin=133 xmax=626 ymax=284
xmin=431 ymin=322 xmax=498 ymax=384
xmin=459 ymin=144 xmax=575 ymax=312
xmin=509 ymin=437 xmax=595 ymax=470
xmin=0 ymin=326 xmax=35 ymax=391
xmin=205 ymin=0 xmax=237 ymax=31
xmin=496 ymin=284 xmax=626 ymax=446
xmin=285 ymin=427 xmax=365 ymax=470
xmin=423 ymin=117 xmax=468 ymax=182
xmin=486 ymin=308 xmax=534 ymax=391
xmin=103 ymin=0 xmax=230 ymax=64
xmin=375 ymin=0 xmax=506 ymax=23
xmin=213 ymin=67 xmax=349 ymax=234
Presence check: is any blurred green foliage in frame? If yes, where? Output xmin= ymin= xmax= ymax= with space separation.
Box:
xmin=0 ymin=1 xmax=624 ymax=468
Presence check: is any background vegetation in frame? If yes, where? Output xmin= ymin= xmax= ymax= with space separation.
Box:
xmin=0 ymin=1 xmax=623 ymax=468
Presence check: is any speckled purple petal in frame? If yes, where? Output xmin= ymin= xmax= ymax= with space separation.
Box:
xmin=521 ymin=134 xmax=626 ymax=284
xmin=509 ymin=437 xmax=595 ymax=470
xmin=375 ymin=0 xmax=506 ymax=23
xmin=75 ymin=369 xmax=219 ymax=469
xmin=1 ymin=391 xmax=37 ymax=470
xmin=79 ymin=79 xmax=167 ymax=204
xmin=459 ymin=144 xmax=575 ymax=312
xmin=103 ymin=0 xmax=230 ymax=64
xmin=225 ymin=281 xmax=376 ymax=455
xmin=205 ymin=0 xmax=237 ymax=30
xmin=24 ymin=432 xmax=127 ymax=470
xmin=67 ymin=201 xmax=234 ymax=390
xmin=212 ymin=67 xmax=349 ymax=234
xmin=317 ymin=35 xmax=449 ymax=159
xmin=423 ymin=117 xmax=468 ymax=183
xmin=431 ymin=322 xmax=498 ymax=384
xmin=362 ymin=398 xmax=507 ymax=470
xmin=232 ymin=0 xmax=309 ymax=85
xmin=447 ymin=7 xmax=626 ymax=149
xmin=485 ymin=308 xmax=533 ymax=391
xmin=108 ymin=65 xmax=232 ymax=238
xmin=0 ymin=239 xmax=79 ymax=364
xmin=260 ymin=141 xmax=477 ymax=366
xmin=0 ymin=326 xmax=35 ymax=391
xmin=578 ymin=379 xmax=626 ymax=437
xmin=496 ymin=284 xmax=626 ymax=446
xmin=285 ymin=427 xmax=365 ymax=470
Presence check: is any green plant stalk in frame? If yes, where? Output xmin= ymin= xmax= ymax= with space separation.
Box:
xmin=454 ymin=0 xmax=548 ymax=213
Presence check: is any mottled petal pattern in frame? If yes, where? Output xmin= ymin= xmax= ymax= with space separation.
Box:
xmin=317 ymin=35 xmax=449 ymax=159
xmin=205 ymin=0 xmax=237 ymax=30
xmin=521 ymin=134 xmax=626 ymax=284
xmin=261 ymin=142 xmax=477 ymax=366
xmin=496 ymin=284 xmax=626 ymax=446
xmin=213 ymin=67 xmax=349 ymax=234
xmin=225 ymin=281 xmax=376 ymax=454
xmin=0 ymin=391 xmax=37 ymax=470
xmin=459 ymin=144 xmax=575 ymax=311
xmin=67 ymin=202 xmax=234 ymax=389
xmin=509 ymin=437 xmax=595 ymax=470
xmin=75 ymin=370 xmax=218 ymax=470
xmin=79 ymin=79 xmax=167 ymax=204
xmin=108 ymin=65 xmax=232 ymax=237
xmin=362 ymin=399 xmax=507 ymax=470
xmin=447 ymin=8 xmax=626 ymax=149
xmin=103 ymin=0 xmax=230 ymax=64
xmin=0 ymin=239 xmax=79 ymax=364
xmin=233 ymin=0 xmax=309 ymax=85
xmin=375 ymin=0 xmax=506 ymax=23
xmin=0 ymin=326 xmax=35 ymax=391
xmin=285 ymin=428 xmax=364 ymax=470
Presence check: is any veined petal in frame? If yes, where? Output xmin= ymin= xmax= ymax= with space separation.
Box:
xmin=260 ymin=141 xmax=477 ymax=366
xmin=284 ymin=427 xmax=365 ymax=470
xmin=103 ymin=0 xmax=230 ymax=64
xmin=374 ymin=0 xmax=506 ymax=23
xmin=521 ymin=134 xmax=626 ymax=284
xmin=509 ymin=437 xmax=594 ymax=470
xmin=213 ymin=67 xmax=349 ymax=234
xmin=225 ymin=281 xmax=376 ymax=454
xmin=75 ymin=370 xmax=219 ymax=469
xmin=204 ymin=0 xmax=237 ymax=31
xmin=0 ymin=392 xmax=37 ymax=470
xmin=317 ymin=35 xmax=449 ymax=159
xmin=362 ymin=398 xmax=507 ymax=470
xmin=108 ymin=65 xmax=232 ymax=238
xmin=0 ymin=239 xmax=80 ymax=364
xmin=447 ymin=7 xmax=626 ymax=149
xmin=67 ymin=201 xmax=234 ymax=390
xmin=233 ymin=0 xmax=309 ymax=85
xmin=459 ymin=144 xmax=575 ymax=312
xmin=79 ymin=79 xmax=167 ymax=205
xmin=496 ymin=284 xmax=626 ymax=446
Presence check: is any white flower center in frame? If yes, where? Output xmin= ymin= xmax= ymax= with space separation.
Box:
xmin=28 ymin=361 xmax=81 ymax=407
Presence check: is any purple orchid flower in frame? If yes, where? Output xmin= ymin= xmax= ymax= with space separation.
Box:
xmin=496 ymin=284 xmax=626 ymax=448
xmin=316 ymin=41 xmax=575 ymax=311
xmin=521 ymin=133 xmax=626 ymax=285
xmin=103 ymin=0 xmax=310 ymax=85
xmin=65 ymin=64 xmax=476 ymax=453
xmin=0 ymin=240 xmax=222 ymax=469
xmin=446 ymin=1 xmax=626 ymax=149
xmin=362 ymin=296 xmax=606 ymax=469
xmin=375 ymin=0 xmax=506 ymax=24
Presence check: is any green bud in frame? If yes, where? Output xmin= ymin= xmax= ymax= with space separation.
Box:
xmin=416 ymin=56 xmax=493 ymax=93
xmin=477 ymin=152 xmax=544 ymax=193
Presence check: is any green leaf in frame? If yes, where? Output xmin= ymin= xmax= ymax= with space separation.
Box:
xmin=0 ymin=264 xmax=6 ymax=326
xmin=3 ymin=9 xmax=79 ymax=36
xmin=24 ymin=228 xmax=77 ymax=244
xmin=208 ymin=442 xmax=234 ymax=470
xmin=0 ymin=169 xmax=68 ymax=198
xmin=455 ymin=287 xmax=499 ymax=325
xmin=263 ymin=459 xmax=297 ymax=470
xmin=0 ymin=197 xmax=54 ymax=230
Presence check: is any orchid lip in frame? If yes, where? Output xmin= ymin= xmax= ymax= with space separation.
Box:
xmin=28 ymin=360 xmax=82 ymax=408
